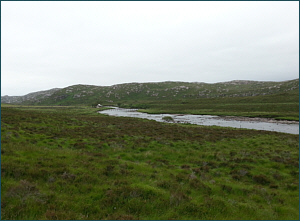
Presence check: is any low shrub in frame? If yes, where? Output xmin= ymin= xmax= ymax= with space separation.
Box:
xmin=253 ymin=174 xmax=271 ymax=185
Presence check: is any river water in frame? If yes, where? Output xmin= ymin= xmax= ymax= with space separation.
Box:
xmin=99 ymin=107 xmax=299 ymax=135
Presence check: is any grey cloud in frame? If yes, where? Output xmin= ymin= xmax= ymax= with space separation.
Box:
xmin=1 ymin=1 xmax=299 ymax=96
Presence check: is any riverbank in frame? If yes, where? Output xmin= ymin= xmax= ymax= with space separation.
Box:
xmin=138 ymin=108 xmax=299 ymax=122
xmin=100 ymin=108 xmax=299 ymax=134
xmin=216 ymin=115 xmax=299 ymax=124
xmin=116 ymin=89 xmax=299 ymax=121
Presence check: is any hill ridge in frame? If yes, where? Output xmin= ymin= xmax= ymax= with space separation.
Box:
xmin=1 ymin=79 xmax=298 ymax=106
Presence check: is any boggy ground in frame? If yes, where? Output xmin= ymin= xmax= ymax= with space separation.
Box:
xmin=1 ymin=106 xmax=299 ymax=220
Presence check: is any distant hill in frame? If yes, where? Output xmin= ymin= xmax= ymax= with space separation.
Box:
xmin=1 ymin=79 xmax=298 ymax=106
xmin=1 ymin=88 xmax=61 ymax=104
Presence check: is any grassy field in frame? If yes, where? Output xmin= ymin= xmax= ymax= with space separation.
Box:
xmin=1 ymin=105 xmax=299 ymax=220
xmin=120 ymin=89 xmax=299 ymax=121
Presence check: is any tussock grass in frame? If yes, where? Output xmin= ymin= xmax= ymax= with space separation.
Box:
xmin=1 ymin=106 xmax=299 ymax=220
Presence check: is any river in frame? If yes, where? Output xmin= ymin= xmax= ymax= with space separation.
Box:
xmin=99 ymin=107 xmax=299 ymax=135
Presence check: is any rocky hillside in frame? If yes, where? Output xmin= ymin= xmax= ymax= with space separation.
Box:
xmin=1 ymin=88 xmax=61 ymax=104
xmin=2 ymin=79 xmax=298 ymax=106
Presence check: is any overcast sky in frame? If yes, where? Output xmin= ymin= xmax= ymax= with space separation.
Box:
xmin=1 ymin=1 xmax=299 ymax=96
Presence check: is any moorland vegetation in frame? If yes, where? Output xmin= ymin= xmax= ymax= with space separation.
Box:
xmin=2 ymin=79 xmax=298 ymax=108
xmin=1 ymin=105 xmax=299 ymax=220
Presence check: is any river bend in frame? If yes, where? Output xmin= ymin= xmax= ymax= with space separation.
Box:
xmin=99 ymin=107 xmax=299 ymax=135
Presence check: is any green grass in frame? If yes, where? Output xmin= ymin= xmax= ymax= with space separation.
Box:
xmin=130 ymin=89 xmax=299 ymax=121
xmin=1 ymin=105 xmax=299 ymax=220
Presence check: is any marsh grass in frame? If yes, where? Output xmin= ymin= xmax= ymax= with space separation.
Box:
xmin=134 ymin=89 xmax=299 ymax=121
xmin=1 ymin=106 xmax=299 ymax=219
